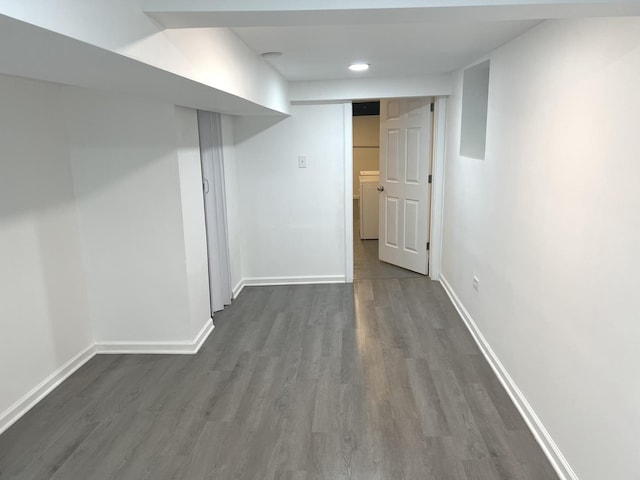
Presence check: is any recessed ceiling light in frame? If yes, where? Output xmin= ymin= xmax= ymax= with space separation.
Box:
xmin=261 ymin=51 xmax=283 ymax=59
xmin=349 ymin=63 xmax=370 ymax=72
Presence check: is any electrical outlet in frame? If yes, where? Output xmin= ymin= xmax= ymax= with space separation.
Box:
xmin=298 ymin=155 xmax=307 ymax=168
xmin=473 ymin=275 xmax=480 ymax=292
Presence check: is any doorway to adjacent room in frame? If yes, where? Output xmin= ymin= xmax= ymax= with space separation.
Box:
xmin=351 ymin=99 xmax=434 ymax=280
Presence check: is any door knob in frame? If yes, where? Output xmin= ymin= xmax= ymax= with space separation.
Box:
xmin=377 ymin=185 xmax=384 ymax=192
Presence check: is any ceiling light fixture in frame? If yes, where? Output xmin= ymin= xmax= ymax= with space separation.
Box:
xmin=349 ymin=63 xmax=369 ymax=72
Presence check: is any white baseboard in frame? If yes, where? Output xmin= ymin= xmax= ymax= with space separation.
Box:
xmin=439 ymin=275 xmax=578 ymax=480
xmin=232 ymin=276 xmax=348 ymax=296
xmin=192 ymin=319 xmax=215 ymax=352
xmin=242 ymin=275 xmax=346 ymax=287
xmin=232 ymin=279 xmax=245 ymax=299
xmin=94 ymin=318 xmax=214 ymax=355
xmin=0 ymin=344 xmax=96 ymax=436
xmin=0 ymin=319 xmax=215 ymax=436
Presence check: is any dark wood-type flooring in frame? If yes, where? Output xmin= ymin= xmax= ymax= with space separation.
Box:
xmin=0 ymin=277 xmax=558 ymax=480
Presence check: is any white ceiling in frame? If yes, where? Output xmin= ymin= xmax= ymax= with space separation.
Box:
xmin=232 ymin=21 xmax=539 ymax=81
xmin=145 ymin=0 xmax=640 ymax=82
xmin=3 ymin=0 xmax=639 ymax=113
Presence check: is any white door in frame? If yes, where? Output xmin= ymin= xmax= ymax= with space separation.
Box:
xmin=378 ymin=98 xmax=432 ymax=274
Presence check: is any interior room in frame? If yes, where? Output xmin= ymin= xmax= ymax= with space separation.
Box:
xmin=1 ymin=2 xmax=640 ymax=480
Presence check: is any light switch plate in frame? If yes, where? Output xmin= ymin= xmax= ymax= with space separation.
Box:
xmin=298 ymin=155 xmax=307 ymax=168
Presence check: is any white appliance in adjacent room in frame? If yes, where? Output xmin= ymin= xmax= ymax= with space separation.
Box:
xmin=359 ymin=170 xmax=380 ymax=239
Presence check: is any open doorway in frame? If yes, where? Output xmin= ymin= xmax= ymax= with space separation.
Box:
xmin=351 ymin=98 xmax=434 ymax=280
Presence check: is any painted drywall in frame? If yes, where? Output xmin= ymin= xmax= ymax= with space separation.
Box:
xmin=0 ymin=1 xmax=289 ymax=114
xmin=0 ymin=14 xmax=285 ymax=119
xmin=352 ymin=115 xmax=380 ymax=197
xmin=65 ymin=88 xmax=200 ymax=342
xmin=0 ymin=74 xmax=215 ymax=431
xmin=174 ymin=106 xmax=212 ymax=336
xmin=234 ymin=104 xmax=348 ymax=282
xmin=162 ymin=28 xmax=288 ymax=113
xmin=0 ymin=75 xmax=93 ymax=423
xmin=353 ymin=115 xmax=379 ymax=147
xmin=289 ymin=74 xmax=451 ymax=102
xmin=442 ymin=17 xmax=640 ymax=480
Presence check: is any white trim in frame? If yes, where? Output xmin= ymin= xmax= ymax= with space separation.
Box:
xmin=439 ymin=275 xmax=578 ymax=480
xmin=94 ymin=318 xmax=214 ymax=355
xmin=243 ymin=275 xmax=346 ymax=287
xmin=232 ymin=279 xmax=245 ymax=299
xmin=0 ymin=319 xmax=215 ymax=436
xmin=191 ymin=319 xmax=215 ymax=352
xmin=344 ymin=102 xmax=354 ymax=283
xmin=0 ymin=344 xmax=96 ymax=436
xmin=429 ymin=96 xmax=447 ymax=281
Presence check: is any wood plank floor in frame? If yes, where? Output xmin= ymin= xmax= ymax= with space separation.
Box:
xmin=0 ymin=280 xmax=558 ymax=480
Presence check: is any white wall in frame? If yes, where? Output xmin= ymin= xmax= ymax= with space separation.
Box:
xmin=289 ymin=74 xmax=451 ymax=102
xmin=0 ymin=0 xmax=289 ymax=114
xmin=65 ymin=88 xmax=209 ymax=343
xmin=175 ymin=106 xmax=212 ymax=336
xmin=0 ymin=75 xmax=93 ymax=428
xmin=163 ymin=28 xmax=288 ymax=113
xmin=0 ymin=73 xmax=215 ymax=432
xmin=352 ymin=115 xmax=380 ymax=197
xmin=442 ymin=17 xmax=640 ymax=480
xmin=234 ymin=104 xmax=348 ymax=283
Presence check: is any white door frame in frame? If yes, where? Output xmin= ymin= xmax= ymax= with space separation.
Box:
xmin=429 ymin=96 xmax=447 ymax=281
xmin=343 ymin=96 xmax=447 ymax=283
xmin=344 ymin=102 xmax=354 ymax=283
xmin=379 ymin=98 xmax=432 ymax=275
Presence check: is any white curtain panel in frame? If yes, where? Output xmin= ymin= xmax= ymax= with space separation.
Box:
xmin=197 ymin=110 xmax=232 ymax=312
